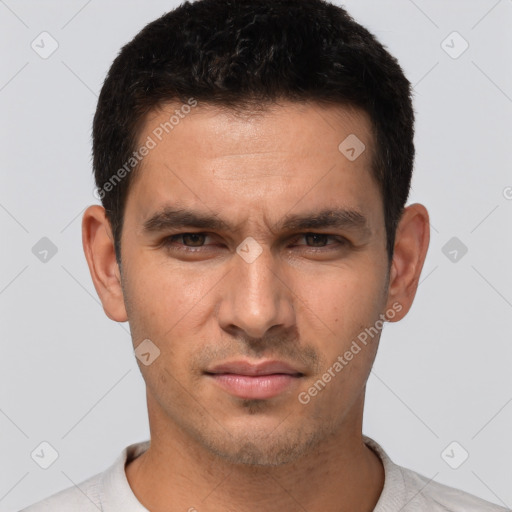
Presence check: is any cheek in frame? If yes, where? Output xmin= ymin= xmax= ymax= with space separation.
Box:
xmin=125 ymin=253 xmax=216 ymax=336
xmin=294 ymin=273 xmax=384 ymax=414
xmin=297 ymin=262 xmax=386 ymax=337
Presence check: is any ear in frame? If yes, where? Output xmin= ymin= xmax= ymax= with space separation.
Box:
xmin=82 ymin=205 xmax=128 ymax=322
xmin=385 ymin=203 xmax=430 ymax=322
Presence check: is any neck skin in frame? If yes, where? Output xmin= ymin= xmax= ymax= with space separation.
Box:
xmin=125 ymin=391 xmax=385 ymax=512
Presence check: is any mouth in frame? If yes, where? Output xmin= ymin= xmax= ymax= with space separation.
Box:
xmin=204 ymin=360 xmax=305 ymax=400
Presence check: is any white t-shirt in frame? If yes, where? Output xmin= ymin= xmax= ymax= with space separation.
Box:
xmin=21 ymin=436 xmax=508 ymax=511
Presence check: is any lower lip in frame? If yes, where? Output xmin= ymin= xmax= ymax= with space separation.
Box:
xmin=208 ymin=373 xmax=301 ymax=400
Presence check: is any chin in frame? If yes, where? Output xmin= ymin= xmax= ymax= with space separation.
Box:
xmin=195 ymin=420 xmax=326 ymax=467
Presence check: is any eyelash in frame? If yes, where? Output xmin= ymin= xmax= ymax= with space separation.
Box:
xmin=160 ymin=232 xmax=349 ymax=253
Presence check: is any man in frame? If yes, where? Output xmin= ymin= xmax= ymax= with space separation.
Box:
xmin=22 ymin=0 xmax=507 ymax=510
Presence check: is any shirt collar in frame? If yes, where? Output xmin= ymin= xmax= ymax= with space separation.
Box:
xmin=98 ymin=436 xmax=400 ymax=511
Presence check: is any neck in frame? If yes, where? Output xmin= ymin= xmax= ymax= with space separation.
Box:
xmin=126 ymin=395 xmax=384 ymax=512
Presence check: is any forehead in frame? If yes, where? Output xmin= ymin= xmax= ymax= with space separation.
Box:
xmin=149 ymin=100 xmax=371 ymax=150
xmin=125 ymin=100 xmax=381 ymax=231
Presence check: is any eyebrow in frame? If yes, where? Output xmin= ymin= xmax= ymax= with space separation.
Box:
xmin=142 ymin=206 xmax=371 ymax=237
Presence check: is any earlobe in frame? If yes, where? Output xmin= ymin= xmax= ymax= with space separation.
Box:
xmin=385 ymin=203 xmax=430 ymax=322
xmin=82 ymin=205 xmax=128 ymax=322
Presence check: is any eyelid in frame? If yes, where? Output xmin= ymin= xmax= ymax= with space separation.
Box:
xmin=160 ymin=232 xmax=214 ymax=248
xmin=289 ymin=233 xmax=347 ymax=244
xmin=160 ymin=232 xmax=349 ymax=250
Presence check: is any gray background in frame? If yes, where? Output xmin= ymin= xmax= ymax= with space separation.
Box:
xmin=1 ymin=0 xmax=511 ymax=510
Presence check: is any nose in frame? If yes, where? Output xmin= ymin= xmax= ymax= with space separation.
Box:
xmin=216 ymin=244 xmax=296 ymax=340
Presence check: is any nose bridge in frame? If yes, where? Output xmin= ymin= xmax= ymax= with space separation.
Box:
xmin=218 ymin=242 xmax=294 ymax=338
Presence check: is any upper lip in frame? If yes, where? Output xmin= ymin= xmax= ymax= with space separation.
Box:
xmin=206 ymin=360 xmax=304 ymax=376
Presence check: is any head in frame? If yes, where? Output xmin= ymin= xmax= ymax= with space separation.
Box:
xmin=83 ymin=0 xmax=429 ymax=466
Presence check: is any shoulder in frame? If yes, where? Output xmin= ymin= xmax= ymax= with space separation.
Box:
xmin=20 ymin=472 xmax=103 ymax=511
xmin=363 ymin=436 xmax=509 ymax=512
xmin=20 ymin=440 xmax=150 ymax=512
xmin=399 ymin=464 xmax=508 ymax=511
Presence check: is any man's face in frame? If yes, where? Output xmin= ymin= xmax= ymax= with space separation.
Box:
xmin=119 ymin=101 xmax=391 ymax=465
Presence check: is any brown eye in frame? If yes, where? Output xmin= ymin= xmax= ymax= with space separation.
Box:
xmin=161 ymin=233 xmax=211 ymax=250
xmin=304 ymin=233 xmax=330 ymax=247
xmin=293 ymin=233 xmax=348 ymax=249
xmin=180 ymin=233 xmax=206 ymax=247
